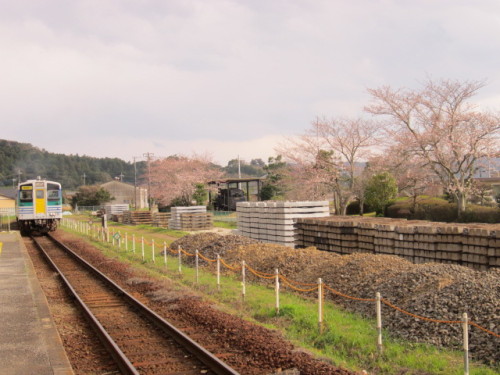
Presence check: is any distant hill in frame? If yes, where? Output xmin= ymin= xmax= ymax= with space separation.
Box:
xmin=0 ymin=139 xmax=148 ymax=189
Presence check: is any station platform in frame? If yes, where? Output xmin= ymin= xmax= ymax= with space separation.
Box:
xmin=0 ymin=232 xmax=73 ymax=375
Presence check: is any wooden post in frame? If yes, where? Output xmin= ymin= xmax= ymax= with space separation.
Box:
xmin=132 ymin=234 xmax=136 ymax=253
xmin=463 ymin=313 xmax=469 ymax=375
xmin=376 ymin=292 xmax=383 ymax=353
xmin=152 ymin=239 xmax=155 ymax=263
xmin=275 ymin=268 xmax=280 ymax=315
xmin=125 ymin=233 xmax=128 ymax=251
xmin=118 ymin=231 xmax=121 ymax=249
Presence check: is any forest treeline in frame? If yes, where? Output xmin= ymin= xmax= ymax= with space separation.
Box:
xmin=0 ymin=139 xmax=147 ymax=189
xmin=0 ymin=139 xmax=266 ymax=190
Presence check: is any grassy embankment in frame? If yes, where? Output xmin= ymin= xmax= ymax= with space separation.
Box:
xmin=61 ymin=216 xmax=498 ymax=375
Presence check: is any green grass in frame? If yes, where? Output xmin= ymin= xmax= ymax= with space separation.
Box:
xmin=60 ymin=221 xmax=499 ymax=375
xmin=213 ymin=220 xmax=237 ymax=229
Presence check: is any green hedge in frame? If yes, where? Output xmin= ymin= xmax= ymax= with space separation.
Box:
xmin=386 ymin=197 xmax=500 ymax=223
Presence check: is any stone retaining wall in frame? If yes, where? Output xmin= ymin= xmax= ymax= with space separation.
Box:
xmin=295 ymin=217 xmax=500 ymax=270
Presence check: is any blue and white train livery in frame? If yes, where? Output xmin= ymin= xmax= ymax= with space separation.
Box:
xmin=16 ymin=178 xmax=62 ymax=235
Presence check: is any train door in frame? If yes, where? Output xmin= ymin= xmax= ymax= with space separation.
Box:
xmin=35 ymin=188 xmax=46 ymax=214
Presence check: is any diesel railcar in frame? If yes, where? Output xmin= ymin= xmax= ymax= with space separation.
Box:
xmin=16 ymin=178 xmax=62 ymax=235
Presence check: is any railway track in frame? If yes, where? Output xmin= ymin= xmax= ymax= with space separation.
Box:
xmin=31 ymin=234 xmax=240 ymax=375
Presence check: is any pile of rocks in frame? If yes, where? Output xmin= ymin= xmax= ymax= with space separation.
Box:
xmin=174 ymin=232 xmax=500 ymax=365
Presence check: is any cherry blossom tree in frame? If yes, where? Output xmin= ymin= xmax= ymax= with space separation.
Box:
xmin=148 ymin=154 xmax=223 ymax=207
xmin=368 ymin=145 xmax=440 ymax=211
xmin=366 ymin=79 xmax=500 ymax=216
xmin=277 ymin=117 xmax=381 ymax=214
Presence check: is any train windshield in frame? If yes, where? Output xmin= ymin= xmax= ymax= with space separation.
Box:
xmin=19 ymin=184 xmax=34 ymax=201
xmin=20 ymin=189 xmax=33 ymax=201
xmin=47 ymin=183 xmax=61 ymax=201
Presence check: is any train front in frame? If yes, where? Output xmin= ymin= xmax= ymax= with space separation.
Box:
xmin=16 ymin=179 xmax=62 ymax=235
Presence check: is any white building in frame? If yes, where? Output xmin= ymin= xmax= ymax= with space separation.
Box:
xmin=100 ymin=181 xmax=148 ymax=209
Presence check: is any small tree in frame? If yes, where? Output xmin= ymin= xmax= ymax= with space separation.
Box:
xmin=364 ymin=172 xmax=398 ymax=215
xmin=192 ymin=183 xmax=207 ymax=205
xmin=71 ymin=185 xmax=113 ymax=208
xmin=260 ymin=155 xmax=288 ymax=200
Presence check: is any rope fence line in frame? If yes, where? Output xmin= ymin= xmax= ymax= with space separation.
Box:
xmin=280 ymin=277 xmax=319 ymax=293
xmin=381 ymin=298 xmax=463 ymax=325
xmin=246 ymin=264 xmax=276 ymax=279
xmin=63 ymin=218 xmax=500 ymax=345
xmin=324 ymin=284 xmax=376 ymax=302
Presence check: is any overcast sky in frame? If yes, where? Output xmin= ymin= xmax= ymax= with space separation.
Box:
xmin=1 ymin=0 xmax=500 ymax=166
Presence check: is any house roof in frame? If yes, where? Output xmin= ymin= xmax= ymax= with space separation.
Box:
xmin=101 ymin=180 xmax=135 ymax=187
xmin=0 ymin=187 xmax=16 ymax=199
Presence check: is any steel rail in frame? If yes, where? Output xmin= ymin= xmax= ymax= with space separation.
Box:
xmin=42 ymin=233 xmax=240 ymax=375
xmin=32 ymin=235 xmax=139 ymax=375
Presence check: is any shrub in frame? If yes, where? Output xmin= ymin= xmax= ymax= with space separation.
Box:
xmin=386 ymin=197 xmax=500 ymax=223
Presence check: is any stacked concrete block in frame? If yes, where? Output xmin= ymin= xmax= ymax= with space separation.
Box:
xmin=104 ymin=204 xmax=130 ymax=215
xmin=294 ymin=217 xmax=500 ymax=270
xmin=122 ymin=210 xmax=153 ymax=225
xmin=462 ymin=226 xmax=497 ymax=270
xmin=295 ymin=216 xmax=362 ymax=253
xmin=169 ymin=206 xmax=212 ymax=230
xmin=237 ymin=201 xmax=330 ymax=247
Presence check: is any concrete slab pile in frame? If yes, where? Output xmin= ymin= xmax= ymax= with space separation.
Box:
xmin=237 ymin=201 xmax=330 ymax=247
xmin=169 ymin=206 xmax=212 ymax=231
xmin=295 ymin=217 xmax=500 ymax=270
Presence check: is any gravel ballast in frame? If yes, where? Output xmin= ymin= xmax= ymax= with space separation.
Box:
xmin=172 ymin=233 xmax=500 ymax=365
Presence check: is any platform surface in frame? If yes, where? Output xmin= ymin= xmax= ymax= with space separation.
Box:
xmin=0 ymin=232 xmax=73 ymax=375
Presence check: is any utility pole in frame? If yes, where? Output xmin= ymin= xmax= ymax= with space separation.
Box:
xmin=17 ymin=169 xmax=21 ymax=184
xmin=133 ymin=156 xmax=138 ymax=210
xmin=143 ymin=152 xmax=154 ymax=211
xmin=82 ymin=172 xmax=86 ymax=185
xmin=238 ymin=155 xmax=241 ymax=189
xmin=119 ymin=172 xmax=124 ymax=182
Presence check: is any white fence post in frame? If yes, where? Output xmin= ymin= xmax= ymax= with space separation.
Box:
xmin=318 ymin=278 xmax=323 ymax=333
xmin=216 ymin=254 xmax=221 ymax=291
xmin=163 ymin=242 xmax=167 ymax=268
xmin=195 ymin=250 xmax=199 ymax=284
xmin=463 ymin=312 xmax=469 ymax=375
xmin=242 ymin=260 xmax=246 ymax=301
xmin=275 ymin=268 xmax=280 ymax=315
xmin=141 ymin=236 xmax=145 ymax=262
xmin=178 ymin=248 xmax=182 ymax=273
xmin=376 ymin=292 xmax=383 ymax=353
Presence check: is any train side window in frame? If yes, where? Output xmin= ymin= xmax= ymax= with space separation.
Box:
xmin=48 ymin=190 xmax=60 ymax=200
xmin=20 ymin=190 xmax=33 ymax=201
xmin=36 ymin=190 xmax=44 ymax=199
